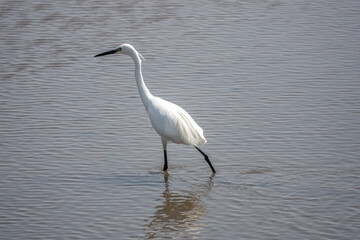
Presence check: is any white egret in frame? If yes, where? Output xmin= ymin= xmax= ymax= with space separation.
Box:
xmin=94 ymin=44 xmax=216 ymax=173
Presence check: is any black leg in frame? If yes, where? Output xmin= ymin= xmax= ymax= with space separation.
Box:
xmin=194 ymin=146 xmax=216 ymax=173
xmin=163 ymin=149 xmax=168 ymax=171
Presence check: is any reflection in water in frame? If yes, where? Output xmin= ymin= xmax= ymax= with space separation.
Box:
xmin=145 ymin=173 xmax=213 ymax=239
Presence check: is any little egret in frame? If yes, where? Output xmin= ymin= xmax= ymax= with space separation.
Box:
xmin=94 ymin=44 xmax=216 ymax=173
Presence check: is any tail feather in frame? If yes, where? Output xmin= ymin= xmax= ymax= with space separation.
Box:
xmin=177 ymin=109 xmax=207 ymax=146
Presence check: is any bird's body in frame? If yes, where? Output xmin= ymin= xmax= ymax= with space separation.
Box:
xmin=148 ymin=96 xmax=206 ymax=146
xmin=95 ymin=43 xmax=215 ymax=173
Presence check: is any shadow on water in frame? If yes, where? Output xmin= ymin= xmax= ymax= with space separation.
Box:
xmin=144 ymin=172 xmax=214 ymax=239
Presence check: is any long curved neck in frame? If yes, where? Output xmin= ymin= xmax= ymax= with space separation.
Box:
xmin=131 ymin=52 xmax=152 ymax=111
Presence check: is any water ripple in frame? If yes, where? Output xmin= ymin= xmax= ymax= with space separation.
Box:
xmin=1 ymin=0 xmax=359 ymax=239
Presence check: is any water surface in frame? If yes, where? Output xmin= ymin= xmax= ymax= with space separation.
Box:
xmin=1 ymin=0 xmax=359 ymax=239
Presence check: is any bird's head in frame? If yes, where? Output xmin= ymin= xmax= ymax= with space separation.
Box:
xmin=94 ymin=43 xmax=145 ymax=60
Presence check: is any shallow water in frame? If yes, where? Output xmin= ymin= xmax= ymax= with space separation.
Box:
xmin=1 ymin=0 xmax=359 ymax=239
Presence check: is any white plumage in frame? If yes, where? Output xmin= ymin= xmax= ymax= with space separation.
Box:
xmin=148 ymin=96 xmax=206 ymax=146
xmin=95 ymin=43 xmax=215 ymax=173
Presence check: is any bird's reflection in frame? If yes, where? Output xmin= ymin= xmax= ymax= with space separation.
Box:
xmin=145 ymin=172 xmax=214 ymax=239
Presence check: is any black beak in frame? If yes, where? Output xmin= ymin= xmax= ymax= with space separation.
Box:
xmin=94 ymin=49 xmax=118 ymax=57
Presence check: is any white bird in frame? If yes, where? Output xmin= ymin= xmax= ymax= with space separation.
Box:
xmin=94 ymin=43 xmax=216 ymax=173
